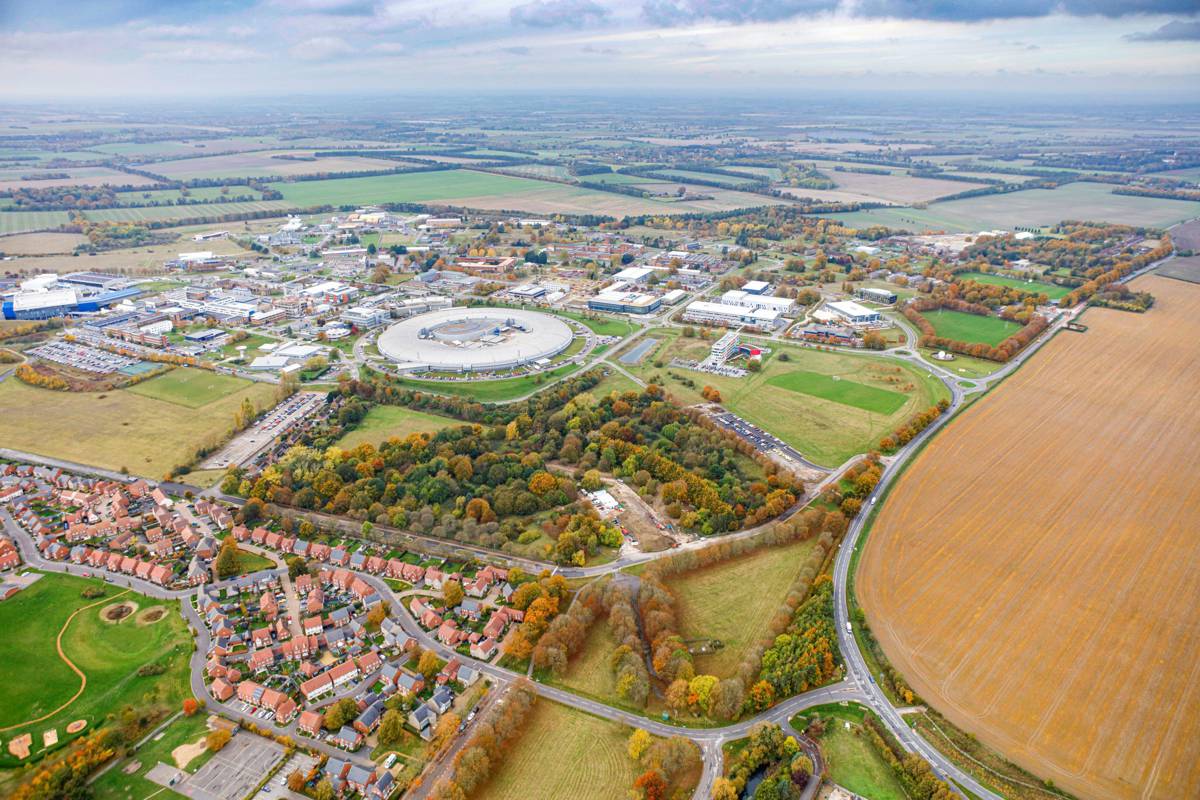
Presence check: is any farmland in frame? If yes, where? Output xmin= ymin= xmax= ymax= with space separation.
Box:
xmin=476 ymin=701 xmax=649 ymax=800
xmin=140 ymin=152 xmax=408 ymax=180
xmin=334 ymin=404 xmax=461 ymax=448
xmin=0 ymin=372 xmax=276 ymax=478
xmin=958 ymin=271 xmax=1071 ymax=300
xmin=669 ymin=538 xmax=820 ymax=678
xmin=858 ymin=275 xmax=1200 ymax=800
xmin=821 ymin=182 xmax=1200 ymax=232
xmin=0 ymin=573 xmax=192 ymax=766
xmin=626 ymin=330 xmax=949 ymax=466
xmin=922 ymin=308 xmax=1021 ymax=346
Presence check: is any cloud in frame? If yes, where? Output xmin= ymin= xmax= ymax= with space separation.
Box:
xmin=1126 ymin=18 xmax=1200 ymax=39
xmin=643 ymin=0 xmax=836 ymax=25
xmin=504 ymin=45 xmax=533 ymax=55
xmin=289 ymin=35 xmax=355 ymax=60
xmin=272 ymin=0 xmax=377 ymax=15
xmin=855 ymin=1 xmax=1200 ymax=22
xmin=510 ymin=0 xmax=611 ymax=28
xmin=642 ymin=0 xmax=1199 ymax=25
xmin=145 ymin=43 xmax=263 ymax=62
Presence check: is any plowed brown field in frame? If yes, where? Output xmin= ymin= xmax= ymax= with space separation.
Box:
xmin=859 ymin=275 xmax=1200 ymax=800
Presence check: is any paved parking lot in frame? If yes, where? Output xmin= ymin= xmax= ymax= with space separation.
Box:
xmin=169 ymin=734 xmax=286 ymax=800
xmin=201 ymin=391 xmax=324 ymax=469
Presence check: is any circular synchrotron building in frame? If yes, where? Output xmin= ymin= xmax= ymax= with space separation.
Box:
xmin=376 ymin=306 xmax=575 ymax=373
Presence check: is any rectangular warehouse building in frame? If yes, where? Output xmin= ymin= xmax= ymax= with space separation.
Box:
xmin=856 ymin=287 xmax=898 ymax=304
xmin=826 ymin=300 xmax=882 ymax=326
xmin=682 ymin=300 xmax=780 ymax=331
xmin=588 ymin=290 xmax=661 ymax=314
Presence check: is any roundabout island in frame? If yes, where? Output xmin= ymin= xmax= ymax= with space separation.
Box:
xmin=376 ymin=306 xmax=576 ymax=374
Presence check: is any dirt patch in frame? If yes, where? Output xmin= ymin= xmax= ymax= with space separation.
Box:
xmin=136 ymin=607 xmax=166 ymax=625
xmin=172 ymin=737 xmax=208 ymax=770
xmin=122 ymin=759 xmax=142 ymax=774
xmin=7 ymin=733 xmax=31 ymax=759
xmin=859 ymin=275 xmax=1200 ymax=800
xmin=101 ymin=600 xmax=138 ymax=623
xmin=65 ymin=720 xmax=87 ymax=734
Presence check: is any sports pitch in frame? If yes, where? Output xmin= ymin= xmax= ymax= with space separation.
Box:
xmin=923 ymin=308 xmax=1020 ymax=346
xmin=957 ymin=271 xmax=1071 ymax=300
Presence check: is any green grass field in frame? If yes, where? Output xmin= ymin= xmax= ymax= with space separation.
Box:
xmin=0 ymin=210 xmax=72 ymax=235
xmin=476 ymin=701 xmax=648 ymax=800
xmin=669 ymin=539 xmax=819 ymax=678
xmin=124 ymin=367 xmax=257 ymax=408
xmin=81 ymin=200 xmax=295 ymax=225
xmin=0 ymin=373 xmax=276 ymax=478
xmin=335 ymin=405 xmax=461 ymax=448
xmin=552 ymin=309 xmax=637 ymax=337
xmin=627 ymin=331 xmax=949 ymax=466
xmin=766 ymin=370 xmax=908 ymax=415
xmin=958 ymin=271 xmax=1070 ymax=300
xmin=918 ymin=348 xmax=1003 ymax=379
xmin=0 ymin=573 xmax=192 ymax=764
xmin=923 ymin=309 xmax=1020 ymax=346
xmin=793 ymin=705 xmax=908 ymax=800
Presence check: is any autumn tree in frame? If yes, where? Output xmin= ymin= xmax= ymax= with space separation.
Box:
xmin=182 ymin=698 xmax=201 ymax=716
xmin=628 ymin=728 xmax=652 ymax=760
xmin=206 ymin=728 xmax=231 ymax=752
xmin=287 ymin=770 xmax=307 ymax=792
xmin=418 ymin=649 xmax=443 ymax=680
xmin=214 ymin=538 xmax=241 ymax=579
xmin=443 ymin=579 xmax=464 ymax=608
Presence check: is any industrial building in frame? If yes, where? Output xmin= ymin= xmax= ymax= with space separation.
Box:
xmin=588 ymin=289 xmax=661 ymax=315
xmin=376 ymin=307 xmax=573 ymax=373
xmin=682 ymin=300 xmax=781 ymax=332
xmin=341 ymin=306 xmax=391 ymax=328
xmin=2 ymin=285 xmax=141 ymax=320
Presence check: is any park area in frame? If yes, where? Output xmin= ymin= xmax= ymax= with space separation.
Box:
xmin=334 ymin=404 xmax=461 ymax=448
xmin=793 ymin=705 xmax=907 ymax=800
xmin=0 ymin=368 xmax=277 ymax=477
xmin=858 ymin=275 xmax=1200 ymax=800
xmin=0 ymin=573 xmax=192 ymax=770
xmin=475 ymin=701 xmax=653 ymax=800
xmin=626 ymin=331 xmax=949 ymax=466
xmin=958 ymin=271 xmax=1071 ymax=300
xmin=669 ymin=538 xmax=821 ymax=678
xmin=922 ymin=308 xmax=1020 ymax=346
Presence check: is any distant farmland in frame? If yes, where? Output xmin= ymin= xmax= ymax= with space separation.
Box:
xmin=141 ymin=151 xmax=410 ymax=180
xmin=859 ymin=275 xmax=1200 ymax=800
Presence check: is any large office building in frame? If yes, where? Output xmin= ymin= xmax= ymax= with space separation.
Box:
xmin=825 ymin=300 xmax=882 ymax=326
xmin=2 ymin=285 xmax=141 ymax=320
xmin=588 ymin=289 xmax=661 ymax=315
xmin=856 ymin=286 xmax=898 ymax=304
xmin=682 ymin=300 xmax=781 ymax=332
xmin=721 ymin=289 xmax=796 ymax=315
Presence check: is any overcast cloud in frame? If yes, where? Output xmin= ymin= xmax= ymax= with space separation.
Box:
xmin=0 ymin=0 xmax=1196 ymax=98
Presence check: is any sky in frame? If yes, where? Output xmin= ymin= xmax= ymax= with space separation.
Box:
xmin=0 ymin=0 xmax=1197 ymax=100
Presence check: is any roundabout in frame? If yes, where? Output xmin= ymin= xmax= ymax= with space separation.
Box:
xmin=376 ymin=307 xmax=575 ymax=374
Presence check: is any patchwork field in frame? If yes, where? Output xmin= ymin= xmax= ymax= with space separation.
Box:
xmin=140 ymin=152 xmax=406 ymax=180
xmin=819 ymin=182 xmax=1200 ymax=232
xmin=923 ymin=308 xmax=1021 ymax=346
xmin=0 ymin=372 xmax=276 ymax=477
xmin=958 ymin=271 xmax=1071 ymax=300
xmin=627 ymin=331 xmax=949 ymax=466
xmin=858 ymin=275 xmax=1200 ymax=800
xmin=0 ymin=231 xmax=88 ymax=255
xmin=0 ymin=573 xmax=191 ymax=762
xmin=0 ymin=210 xmax=72 ymax=235
xmin=0 ymin=166 xmax=161 ymax=192
xmin=817 ymin=169 xmax=974 ymax=204
xmin=0 ymin=232 xmax=253 ymax=273
xmin=670 ymin=538 xmax=820 ymax=678
xmin=276 ymin=169 xmax=781 ymax=215
xmin=335 ymin=405 xmax=461 ymax=448
xmin=476 ymin=701 xmax=646 ymax=800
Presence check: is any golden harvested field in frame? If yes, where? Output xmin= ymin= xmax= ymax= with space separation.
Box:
xmin=0 ymin=232 xmax=88 ymax=255
xmin=143 ymin=151 xmax=406 ymax=180
xmin=858 ymin=275 xmax=1200 ymax=800
xmin=476 ymin=700 xmax=643 ymax=800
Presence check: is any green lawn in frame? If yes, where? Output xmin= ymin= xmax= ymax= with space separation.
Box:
xmin=231 ymin=547 xmax=277 ymax=575
xmin=766 ymin=370 xmax=908 ymax=415
xmin=670 ymin=539 xmax=819 ymax=679
xmin=217 ymin=334 xmax=278 ymax=359
xmin=0 ymin=372 xmax=277 ymax=478
xmin=793 ymin=705 xmax=908 ymax=800
xmin=553 ymin=310 xmax=637 ymax=337
xmin=917 ymin=348 xmax=1003 ymax=379
xmin=0 ymin=573 xmax=193 ymax=766
xmin=335 ymin=405 xmax=461 ymax=449
xmin=124 ymin=367 xmax=259 ymax=408
xmin=958 ymin=271 xmax=1070 ymax=300
xmin=922 ymin=309 xmax=1021 ymax=347
xmin=626 ymin=331 xmax=948 ymax=466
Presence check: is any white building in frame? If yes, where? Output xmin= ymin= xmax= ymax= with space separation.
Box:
xmin=825 ymin=300 xmax=881 ymax=326
xmin=682 ymin=301 xmax=780 ymax=332
xmin=612 ymin=266 xmax=655 ymax=284
xmin=721 ymin=289 xmax=796 ymax=315
xmin=341 ymin=306 xmax=391 ymax=328
xmin=710 ymin=330 xmax=740 ymax=364
xmin=661 ymin=289 xmax=687 ymax=305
